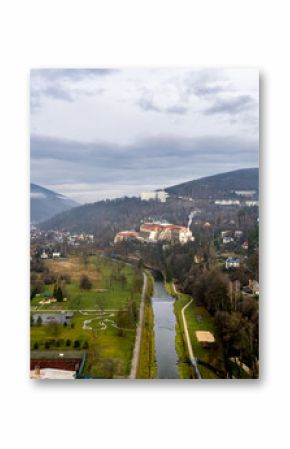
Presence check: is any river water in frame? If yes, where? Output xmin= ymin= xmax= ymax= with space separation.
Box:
xmin=152 ymin=280 xmax=179 ymax=379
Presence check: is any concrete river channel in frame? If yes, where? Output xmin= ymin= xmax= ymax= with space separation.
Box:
xmin=151 ymin=278 xmax=179 ymax=379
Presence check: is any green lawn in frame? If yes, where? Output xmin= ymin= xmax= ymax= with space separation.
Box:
xmin=173 ymin=288 xmax=226 ymax=379
xmin=31 ymin=254 xmax=143 ymax=378
xmin=137 ymin=273 xmax=156 ymax=379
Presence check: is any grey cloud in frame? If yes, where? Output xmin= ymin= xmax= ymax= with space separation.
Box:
xmin=204 ymin=95 xmax=256 ymax=116
xmin=137 ymin=89 xmax=188 ymax=115
xmin=31 ymin=68 xmax=118 ymax=81
xmin=31 ymin=134 xmax=258 ymax=202
xmin=195 ymin=85 xmax=226 ymax=97
xmin=42 ymin=85 xmax=74 ymax=102
xmin=165 ymin=105 xmax=188 ymax=114
xmin=182 ymin=69 xmax=230 ymax=97
xmin=30 ymin=69 xmax=115 ymax=112
xmin=137 ymin=89 xmax=161 ymax=112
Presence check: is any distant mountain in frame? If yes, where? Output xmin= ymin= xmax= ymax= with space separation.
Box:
xmin=165 ymin=168 xmax=259 ymax=199
xmin=31 ymin=184 xmax=79 ymax=223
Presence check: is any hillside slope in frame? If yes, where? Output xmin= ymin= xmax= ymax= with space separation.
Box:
xmin=31 ymin=184 xmax=79 ymax=223
xmin=165 ymin=168 xmax=259 ymax=199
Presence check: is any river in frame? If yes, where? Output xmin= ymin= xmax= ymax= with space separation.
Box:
xmin=152 ymin=280 xmax=179 ymax=379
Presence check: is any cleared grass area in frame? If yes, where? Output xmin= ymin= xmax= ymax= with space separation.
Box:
xmin=173 ymin=289 xmax=226 ymax=379
xmin=31 ymin=254 xmax=143 ymax=378
xmin=31 ymin=255 xmax=139 ymax=310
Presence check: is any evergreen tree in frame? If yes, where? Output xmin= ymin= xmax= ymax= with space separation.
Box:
xmin=56 ymin=286 xmax=63 ymax=302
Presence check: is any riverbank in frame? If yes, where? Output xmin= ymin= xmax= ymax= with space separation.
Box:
xmin=136 ymin=272 xmax=156 ymax=379
xmin=166 ymin=282 xmax=226 ymax=379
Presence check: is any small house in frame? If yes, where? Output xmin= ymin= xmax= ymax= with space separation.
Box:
xmin=225 ymin=257 xmax=240 ymax=269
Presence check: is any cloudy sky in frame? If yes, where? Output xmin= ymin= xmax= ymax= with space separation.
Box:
xmin=31 ymin=68 xmax=259 ymax=203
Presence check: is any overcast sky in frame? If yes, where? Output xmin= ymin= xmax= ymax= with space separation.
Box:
xmin=30 ymin=68 xmax=259 ymax=203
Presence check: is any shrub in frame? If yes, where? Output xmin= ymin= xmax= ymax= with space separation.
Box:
xmin=73 ymin=340 xmax=80 ymax=348
xmin=43 ymin=273 xmax=57 ymax=285
xmin=80 ymin=274 xmax=92 ymax=290
xmin=60 ymin=273 xmax=71 ymax=284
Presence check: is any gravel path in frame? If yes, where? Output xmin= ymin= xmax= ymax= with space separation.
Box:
xmin=129 ymin=272 xmax=147 ymax=379
xmin=181 ymin=296 xmax=202 ymax=379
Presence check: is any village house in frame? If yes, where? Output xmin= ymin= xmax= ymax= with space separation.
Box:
xmin=249 ymin=279 xmax=259 ymax=296
xmin=52 ymin=252 xmax=61 ymax=258
xmin=225 ymin=257 xmax=240 ymax=269
xmin=234 ymin=230 xmax=243 ymax=238
xmin=242 ymin=240 xmax=249 ymax=250
xmin=40 ymin=250 xmax=49 ymax=259
xmin=223 ymin=236 xmax=234 ymax=244
xmin=245 ymin=200 xmax=259 ymax=207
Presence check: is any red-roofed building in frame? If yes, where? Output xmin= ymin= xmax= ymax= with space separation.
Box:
xmin=114 ymin=222 xmax=194 ymax=245
xmin=114 ymin=231 xmax=140 ymax=243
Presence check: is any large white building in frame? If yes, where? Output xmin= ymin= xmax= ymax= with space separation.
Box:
xmin=139 ymin=222 xmax=194 ymax=244
xmin=114 ymin=222 xmax=194 ymax=245
xmin=140 ymin=190 xmax=169 ymax=203
xmin=234 ymin=190 xmax=256 ymax=197
xmin=215 ymin=200 xmax=240 ymax=206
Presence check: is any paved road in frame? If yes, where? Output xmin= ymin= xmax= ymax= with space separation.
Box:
xmin=181 ymin=296 xmax=202 ymax=379
xmin=129 ymin=272 xmax=147 ymax=379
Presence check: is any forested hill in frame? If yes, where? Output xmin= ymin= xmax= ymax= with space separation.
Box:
xmin=165 ymin=168 xmax=259 ymax=199
xmin=39 ymin=197 xmax=192 ymax=238
xmin=39 ymin=168 xmax=259 ymax=236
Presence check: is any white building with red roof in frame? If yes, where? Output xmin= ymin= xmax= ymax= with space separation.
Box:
xmin=114 ymin=222 xmax=194 ymax=245
xmin=140 ymin=222 xmax=194 ymax=244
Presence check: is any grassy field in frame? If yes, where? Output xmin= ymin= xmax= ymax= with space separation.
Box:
xmin=136 ymin=273 xmax=156 ymax=379
xmin=31 ymin=254 xmax=143 ymax=378
xmin=173 ymin=287 xmax=226 ymax=379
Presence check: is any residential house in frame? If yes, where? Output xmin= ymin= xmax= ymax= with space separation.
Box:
xmin=225 ymin=257 xmax=240 ymax=269
xmin=223 ymin=236 xmax=234 ymax=244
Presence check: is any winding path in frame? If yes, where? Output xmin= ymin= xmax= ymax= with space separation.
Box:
xmin=180 ymin=296 xmax=202 ymax=379
xmin=129 ymin=272 xmax=147 ymax=379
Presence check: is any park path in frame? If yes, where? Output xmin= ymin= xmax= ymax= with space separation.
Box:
xmin=180 ymin=293 xmax=202 ymax=379
xmin=129 ymin=272 xmax=147 ymax=379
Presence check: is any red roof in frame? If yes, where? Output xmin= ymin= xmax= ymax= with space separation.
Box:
xmin=140 ymin=224 xmax=162 ymax=231
xmin=141 ymin=223 xmax=189 ymax=232
xmin=117 ymin=231 xmax=139 ymax=236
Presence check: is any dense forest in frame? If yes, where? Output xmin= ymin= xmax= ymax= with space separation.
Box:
xmin=40 ymin=196 xmax=195 ymax=237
